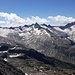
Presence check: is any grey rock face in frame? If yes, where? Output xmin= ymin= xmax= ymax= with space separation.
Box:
xmin=0 ymin=60 xmax=25 ymax=75
xmin=0 ymin=23 xmax=75 ymax=63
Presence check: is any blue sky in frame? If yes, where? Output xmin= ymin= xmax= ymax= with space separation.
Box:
xmin=0 ymin=0 xmax=75 ymax=27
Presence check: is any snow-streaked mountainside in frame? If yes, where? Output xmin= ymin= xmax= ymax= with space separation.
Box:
xmin=1 ymin=22 xmax=75 ymax=75
xmin=0 ymin=22 xmax=75 ymax=43
xmin=0 ymin=22 xmax=75 ymax=62
xmin=0 ymin=23 xmax=67 ymax=38
xmin=54 ymin=22 xmax=75 ymax=42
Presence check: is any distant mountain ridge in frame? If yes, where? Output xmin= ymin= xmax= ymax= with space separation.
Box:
xmin=59 ymin=22 xmax=75 ymax=29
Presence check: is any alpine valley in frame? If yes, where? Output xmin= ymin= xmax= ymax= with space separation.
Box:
xmin=1 ymin=22 xmax=75 ymax=75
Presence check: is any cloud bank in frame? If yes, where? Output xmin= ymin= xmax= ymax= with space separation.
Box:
xmin=48 ymin=15 xmax=75 ymax=26
xmin=0 ymin=12 xmax=75 ymax=27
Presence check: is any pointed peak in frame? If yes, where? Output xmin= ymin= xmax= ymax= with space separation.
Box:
xmin=59 ymin=21 xmax=75 ymax=29
xmin=35 ymin=22 xmax=39 ymax=25
xmin=33 ymin=23 xmax=42 ymax=29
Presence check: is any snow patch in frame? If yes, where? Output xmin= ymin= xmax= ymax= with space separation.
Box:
xmin=23 ymin=27 xmax=32 ymax=31
xmin=0 ymin=51 xmax=8 ymax=53
xmin=9 ymin=54 xmax=22 ymax=58
xmin=25 ymin=73 xmax=28 ymax=75
xmin=54 ymin=27 xmax=63 ymax=31
xmin=33 ymin=28 xmax=41 ymax=35
xmin=0 ymin=28 xmax=16 ymax=37
xmin=10 ymin=47 xmax=16 ymax=50
xmin=4 ymin=58 xmax=7 ymax=61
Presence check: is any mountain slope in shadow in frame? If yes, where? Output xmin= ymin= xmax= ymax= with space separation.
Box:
xmin=0 ymin=59 xmax=25 ymax=75
xmin=8 ymin=48 xmax=75 ymax=69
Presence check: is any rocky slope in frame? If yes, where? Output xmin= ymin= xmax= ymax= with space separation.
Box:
xmin=0 ymin=22 xmax=75 ymax=74
xmin=0 ymin=59 xmax=25 ymax=75
xmin=0 ymin=23 xmax=75 ymax=63
xmin=0 ymin=44 xmax=75 ymax=75
xmin=54 ymin=22 xmax=75 ymax=42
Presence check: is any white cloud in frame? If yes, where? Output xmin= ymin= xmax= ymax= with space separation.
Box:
xmin=25 ymin=16 xmax=48 ymax=25
xmin=48 ymin=15 xmax=75 ymax=26
xmin=0 ymin=12 xmax=48 ymax=27
xmin=0 ymin=21 xmax=6 ymax=24
xmin=0 ymin=12 xmax=75 ymax=27
xmin=0 ymin=12 xmax=26 ymax=27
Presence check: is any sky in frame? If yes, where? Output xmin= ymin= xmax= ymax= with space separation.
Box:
xmin=0 ymin=0 xmax=75 ymax=27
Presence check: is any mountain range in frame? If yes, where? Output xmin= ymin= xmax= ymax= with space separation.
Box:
xmin=0 ymin=22 xmax=75 ymax=75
